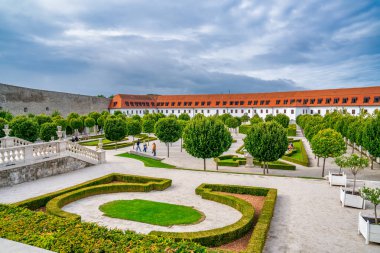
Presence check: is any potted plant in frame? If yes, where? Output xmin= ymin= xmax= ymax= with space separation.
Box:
xmin=358 ymin=187 xmax=380 ymax=244
xmin=329 ymin=155 xmax=347 ymax=187
xmin=340 ymin=154 xmax=369 ymax=209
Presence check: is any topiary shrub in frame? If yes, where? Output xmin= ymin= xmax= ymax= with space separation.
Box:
xmin=39 ymin=122 xmax=58 ymax=142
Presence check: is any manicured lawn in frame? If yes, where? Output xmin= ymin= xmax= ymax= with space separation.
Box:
xmin=80 ymin=137 xmax=128 ymax=146
xmin=282 ymin=140 xmax=309 ymax=166
xmin=99 ymin=199 xmax=203 ymax=226
xmin=117 ymin=153 xmax=176 ymax=168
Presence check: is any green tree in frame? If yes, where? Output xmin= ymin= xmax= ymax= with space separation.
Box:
xmin=274 ymin=114 xmax=290 ymax=128
xmin=84 ymin=117 xmax=96 ymax=133
xmin=126 ymin=119 xmax=142 ymax=147
xmin=363 ymin=114 xmax=380 ymax=169
xmin=168 ymin=114 xmax=178 ymax=119
xmin=347 ymin=118 xmax=361 ymax=153
xmin=155 ymin=118 xmax=181 ymax=157
xmin=225 ymin=117 xmax=239 ymax=132
xmin=66 ymin=112 xmax=80 ymax=122
xmin=16 ymin=119 xmax=39 ymax=142
xmin=104 ymin=117 xmax=127 ymax=149
xmin=114 ymin=110 xmax=123 ymax=116
xmin=334 ymin=155 xmax=348 ymax=175
xmin=360 ymin=187 xmax=380 ymax=224
xmin=132 ymin=114 xmax=142 ymax=122
xmin=218 ymin=113 xmax=232 ymax=123
xmin=97 ymin=115 xmax=107 ymax=130
xmin=178 ymin=113 xmax=190 ymax=121
xmin=241 ymin=114 xmax=250 ymax=123
xmin=343 ymin=154 xmax=368 ymax=193
xmin=39 ymin=122 xmax=58 ymax=142
xmin=35 ymin=114 xmax=52 ymax=126
xmin=0 ymin=110 xmax=13 ymax=121
xmin=51 ymin=110 xmax=61 ymax=118
xmin=177 ymin=119 xmax=188 ymax=152
xmin=265 ymin=114 xmax=274 ymax=122
xmin=244 ymin=122 xmax=288 ymax=174
xmin=250 ymin=114 xmax=263 ymax=125
xmin=142 ymin=119 xmax=155 ymax=145
xmin=311 ymin=129 xmax=346 ymax=177
xmin=183 ymin=117 xmax=232 ymax=170
xmin=53 ymin=118 xmax=68 ymax=131
xmin=0 ymin=118 xmax=8 ymax=138
xmin=70 ymin=118 xmax=83 ymax=136
xmin=9 ymin=115 xmax=28 ymax=137
xmin=88 ymin=112 xmax=101 ymax=123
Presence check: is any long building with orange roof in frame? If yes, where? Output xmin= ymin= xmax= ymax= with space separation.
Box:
xmin=109 ymin=86 xmax=380 ymax=120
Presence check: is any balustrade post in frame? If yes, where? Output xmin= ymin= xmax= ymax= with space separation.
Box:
xmin=24 ymin=145 xmax=34 ymax=163
xmin=97 ymin=150 xmax=106 ymax=164
xmin=58 ymin=141 xmax=68 ymax=156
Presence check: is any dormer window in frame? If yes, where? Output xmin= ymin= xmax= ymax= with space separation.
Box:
xmin=326 ymin=98 xmax=331 ymax=104
xmin=363 ymin=97 xmax=370 ymax=103
xmin=333 ymin=98 xmax=339 ymax=104
xmin=310 ymin=99 xmax=315 ymax=104
xmin=317 ymin=98 xmax=323 ymax=104
xmin=276 ymin=100 xmax=281 ymax=105
xmin=351 ymin=97 xmax=357 ymax=103
xmin=342 ymin=98 xmax=348 ymax=104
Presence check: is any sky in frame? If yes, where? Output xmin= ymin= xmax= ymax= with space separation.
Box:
xmin=0 ymin=0 xmax=379 ymax=96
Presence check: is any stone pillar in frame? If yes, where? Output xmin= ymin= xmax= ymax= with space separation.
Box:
xmin=245 ymin=153 xmax=254 ymax=168
xmin=24 ymin=145 xmax=34 ymax=163
xmin=97 ymin=150 xmax=106 ymax=164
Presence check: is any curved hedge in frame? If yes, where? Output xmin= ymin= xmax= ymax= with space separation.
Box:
xmin=150 ymin=183 xmax=255 ymax=247
xmin=15 ymin=173 xmax=171 ymax=210
xmin=281 ymin=139 xmax=309 ymax=166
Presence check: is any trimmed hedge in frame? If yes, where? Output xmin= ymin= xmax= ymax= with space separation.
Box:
xmin=281 ymin=139 xmax=309 ymax=166
xmin=239 ymin=125 xmax=252 ymax=134
xmin=15 ymin=173 xmax=171 ymax=211
xmin=236 ymin=144 xmax=245 ymax=154
xmin=215 ymin=155 xmax=296 ymax=170
xmin=0 ymin=204 xmax=206 ymax=252
xmin=151 ymin=183 xmax=277 ymax=253
xmin=102 ymin=137 xmax=157 ymax=150
xmin=287 ymin=124 xmax=297 ymax=136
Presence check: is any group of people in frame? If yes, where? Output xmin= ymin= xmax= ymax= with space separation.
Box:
xmin=287 ymin=142 xmax=294 ymax=151
xmin=135 ymin=139 xmax=156 ymax=156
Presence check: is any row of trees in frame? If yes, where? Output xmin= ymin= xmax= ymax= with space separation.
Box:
xmin=297 ymin=110 xmax=380 ymax=176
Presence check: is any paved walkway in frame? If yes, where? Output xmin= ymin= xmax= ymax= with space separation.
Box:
xmin=0 ymin=238 xmax=54 ymax=253
xmin=1 ymin=149 xmax=379 ymax=252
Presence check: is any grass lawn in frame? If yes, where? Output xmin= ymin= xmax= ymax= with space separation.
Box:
xmin=80 ymin=137 xmax=128 ymax=146
xmin=99 ymin=199 xmax=203 ymax=226
xmin=117 ymin=153 xmax=176 ymax=168
xmin=282 ymin=140 xmax=309 ymax=166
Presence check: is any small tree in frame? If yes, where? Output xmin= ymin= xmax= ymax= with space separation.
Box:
xmin=250 ymin=114 xmax=263 ymax=125
xmin=155 ymin=118 xmax=181 ymax=157
xmin=97 ymin=115 xmax=106 ymax=131
xmin=245 ymin=122 xmax=288 ymax=174
xmin=16 ymin=119 xmax=39 ymax=142
xmin=104 ymin=117 xmax=127 ymax=149
xmin=35 ymin=114 xmax=52 ymax=126
xmin=178 ymin=113 xmax=191 ymax=121
xmin=142 ymin=119 xmax=155 ymax=145
xmin=360 ymin=187 xmax=380 ymax=224
xmin=265 ymin=114 xmax=274 ymax=122
xmin=363 ymin=115 xmax=380 ymax=169
xmin=225 ymin=117 xmax=239 ymax=133
xmin=241 ymin=114 xmax=250 ymax=123
xmin=84 ymin=117 xmax=96 ymax=134
xmin=334 ymin=155 xmax=348 ymax=175
xmin=0 ymin=110 xmax=13 ymax=121
xmin=183 ymin=117 xmax=232 ymax=170
xmin=126 ymin=119 xmax=142 ymax=147
xmin=274 ymin=114 xmax=290 ymax=128
xmin=53 ymin=118 xmax=68 ymax=132
xmin=311 ymin=129 xmax=346 ymax=177
xmin=132 ymin=114 xmax=142 ymax=122
xmin=177 ymin=119 xmax=188 ymax=152
xmin=70 ymin=118 xmax=83 ymax=136
xmin=343 ymin=154 xmax=368 ymax=194
xmin=40 ymin=122 xmax=58 ymax=142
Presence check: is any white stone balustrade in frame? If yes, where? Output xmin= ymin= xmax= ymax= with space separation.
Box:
xmin=0 ymin=136 xmax=32 ymax=148
xmin=0 ymin=140 xmax=105 ymax=168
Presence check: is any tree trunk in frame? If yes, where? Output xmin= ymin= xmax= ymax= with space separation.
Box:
xmin=339 ymin=166 xmax=342 ymax=174
xmin=352 ymin=145 xmax=355 ymax=154
xmin=216 ymin=161 xmax=218 ymax=171
xmin=203 ymin=158 xmax=206 ymax=171
xmin=132 ymin=136 xmax=135 ymax=148
xmin=115 ymin=141 xmax=117 ymax=150
xmin=262 ymin=162 xmax=266 ymax=175
xmin=167 ymin=143 xmax=170 ymax=158
xmin=353 ymin=174 xmax=357 ymax=194
xmin=266 ymin=162 xmax=269 ymax=174
xmin=375 ymin=204 xmax=378 ymax=225
xmin=322 ymin=158 xmax=326 ymax=177
xmin=317 ymin=157 xmax=320 ymax=167
xmin=180 ymin=138 xmax=182 ymax=152
xmin=147 ymin=133 xmax=150 ymax=145
xmin=371 ymin=158 xmax=374 ymax=170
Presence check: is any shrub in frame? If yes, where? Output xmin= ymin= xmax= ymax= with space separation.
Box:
xmin=239 ymin=125 xmax=252 ymax=134
xmin=40 ymin=122 xmax=58 ymax=142
xmin=287 ymin=124 xmax=297 ymax=136
xmin=14 ymin=119 xmax=39 ymax=142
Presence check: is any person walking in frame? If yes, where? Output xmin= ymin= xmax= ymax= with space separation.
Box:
xmin=152 ymin=142 xmax=156 ymax=156
xmin=143 ymin=142 xmax=147 ymax=152
xmin=136 ymin=139 xmax=142 ymax=152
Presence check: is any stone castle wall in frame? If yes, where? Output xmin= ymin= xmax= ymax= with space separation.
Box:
xmin=0 ymin=83 xmax=111 ymax=116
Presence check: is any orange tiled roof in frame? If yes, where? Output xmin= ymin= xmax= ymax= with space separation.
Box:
xmin=109 ymin=86 xmax=380 ymax=109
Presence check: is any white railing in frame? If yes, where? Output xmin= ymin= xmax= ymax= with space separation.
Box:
xmin=0 ymin=136 xmax=32 ymax=148
xmin=0 ymin=140 xmax=105 ymax=168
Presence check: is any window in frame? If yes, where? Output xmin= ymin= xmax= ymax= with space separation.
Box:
xmin=184 ymin=102 xmax=187 ymax=106
xmin=303 ymin=99 xmax=308 ymax=105
xmin=165 ymin=102 xmax=169 ymax=106
xmin=290 ymin=99 xmax=295 ymax=104
xmin=248 ymin=110 xmax=250 ymax=113
xmin=291 ymin=109 xmax=294 ymax=114
xmin=201 ymin=110 xmax=204 ymax=113
xmin=207 ymin=101 xmax=211 ymax=106
xmin=231 ymin=109 xmax=233 ymax=113
xmin=171 ymin=102 xmax=175 ymax=106
xmin=352 ymin=109 xmax=356 ymax=115
xmin=333 ymin=98 xmax=339 ymax=104
xmin=241 ymin=109 xmax=244 ymax=113
xmin=253 ymin=109 xmax=257 ymax=113
xmin=166 ymin=110 xmax=168 ymax=113
xmin=325 ymin=98 xmax=331 ymax=104
xmin=188 ymin=102 xmax=192 ymax=106
xmin=297 ymin=99 xmax=302 ymax=103
xmin=230 ymin=101 xmax=234 ymax=105
xmin=284 ymin=109 xmax=286 ymax=113
xmin=151 ymin=102 xmax=155 ymax=106
xmin=317 ymin=98 xmax=323 ymax=104
xmin=201 ymin=101 xmax=205 ymax=106
xmin=46 ymin=107 xmax=49 ymax=111
xmin=326 ymin=110 xmax=329 ymax=114
xmin=207 ymin=110 xmax=210 ymax=113
xmin=178 ymin=110 xmax=180 ymax=113
xmin=266 ymin=109 xmax=269 ymax=113
xmin=318 ymin=110 xmax=321 ymax=114
xmin=172 ymin=110 xmax=174 ymax=113
xmin=235 ymin=109 xmax=238 ymax=113
xmin=254 ymin=100 xmax=258 ymax=105
xmin=113 ymin=102 xmax=117 ymax=106
xmin=248 ymin=101 xmax=252 ymax=105
xmin=240 ymin=101 xmax=244 ymax=105
xmin=342 ymin=98 xmax=348 ymax=104
xmin=351 ymin=97 xmax=357 ymax=103
xmin=310 ymin=99 xmax=315 ymax=104
xmin=24 ymin=107 xmax=28 ymax=112
xmin=223 ymin=101 xmax=227 ymax=105
xmin=276 ymin=109 xmax=279 ymax=113
xmin=195 ymin=102 xmax=199 ymax=106
xmin=235 ymin=101 xmax=239 ymax=106
xmin=223 ymin=110 xmax=225 ymax=113
xmin=260 ymin=109 xmax=263 ymax=113
xmin=374 ymin=96 xmax=380 ymax=103
xmin=311 ymin=110 xmax=313 ymax=114
xmin=276 ymin=100 xmax=281 ymax=105
xmin=260 ymin=100 xmax=264 ymax=105
xmin=284 ymin=100 xmax=288 ymax=105
xmin=178 ymin=102 xmax=181 ymax=106
xmin=265 ymin=100 xmax=270 ymax=105
xmin=363 ymin=97 xmax=370 ymax=103
xmin=216 ymin=101 xmax=220 ymax=106
xmin=195 ymin=110 xmax=198 ymax=113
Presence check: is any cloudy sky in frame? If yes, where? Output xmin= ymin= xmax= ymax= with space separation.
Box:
xmin=0 ymin=0 xmax=379 ymax=96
